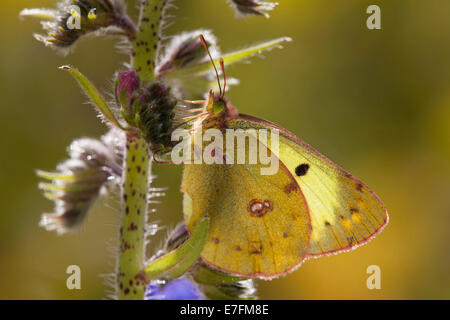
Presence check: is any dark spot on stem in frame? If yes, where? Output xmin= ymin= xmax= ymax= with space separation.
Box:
xmin=129 ymin=222 xmax=138 ymax=231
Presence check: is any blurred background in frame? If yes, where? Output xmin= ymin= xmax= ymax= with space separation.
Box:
xmin=0 ymin=0 xmax=449 ymax=299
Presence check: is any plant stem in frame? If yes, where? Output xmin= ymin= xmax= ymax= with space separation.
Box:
xmin=132 ymin=0 xmax=167 ymax=83
xmin=117 ymin=131 xmax=150 ymax=300
xmin=117 ymin=0 xmax=168 ymax=300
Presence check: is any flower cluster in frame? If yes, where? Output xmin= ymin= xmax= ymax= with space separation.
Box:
xmin=115 ymin=71 xmax=179 ymax=155
xmin=20 ymin=0 xmax=135 ymax=52
xmin=37 ymin=129 xmax=124 ymax=234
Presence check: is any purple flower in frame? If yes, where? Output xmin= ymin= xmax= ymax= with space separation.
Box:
xmin=116 ymin=70 xmax=140 ymax=105
xmin=144 ymin=277 xmax=204 ymax=300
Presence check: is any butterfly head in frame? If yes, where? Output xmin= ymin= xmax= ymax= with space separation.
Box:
xmin=199 ymin=35 xmax=238 ymax=122
xmin=205 ymin=90 xmax=227 ymax=116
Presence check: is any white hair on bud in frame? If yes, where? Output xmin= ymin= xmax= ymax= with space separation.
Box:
xmin=157 ymin=29 xmax=221 ymax=71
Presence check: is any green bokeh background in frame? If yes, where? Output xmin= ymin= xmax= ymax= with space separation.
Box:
xmin=0 ymin=0 xmax=449 ymax=299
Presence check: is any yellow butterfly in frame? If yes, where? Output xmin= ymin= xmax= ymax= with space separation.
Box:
xmin=180 ymin=37 xmax=389 ymax=279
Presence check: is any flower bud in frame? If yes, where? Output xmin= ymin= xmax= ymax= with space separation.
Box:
xmin=165 ymin=223 xmax=190 ymax=251
xmin=37 ymin=129 xmax=124 ymax=234
xmin=137 ymin=82 xmax=178 ymax=154
xmin=156 ymin=30 xmax=231 ymax=99
xmin=21 ymin=0 xmax=134 ymax=52
xmin=115 ymin=70 xmax=140 ymax=108
xmin=157 ymin=30 xmax=218 ymax=77
xmin=227 ymin=0 xmax=278 ymax=18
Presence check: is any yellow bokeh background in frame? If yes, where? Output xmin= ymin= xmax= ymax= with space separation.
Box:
xmin=0 ymin=0 xmax=449 ymax=299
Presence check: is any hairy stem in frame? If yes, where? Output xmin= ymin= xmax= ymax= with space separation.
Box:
xmin=118 ymin=131 xmax=151 ymax=300
xmin=132 ymin=0 xmax=168 ymax=83
xmin=117 ymin=0 xmax=168 ymax=300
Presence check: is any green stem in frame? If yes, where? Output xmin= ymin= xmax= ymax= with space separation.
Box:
xmin=117 ymin=0 xmax=168 ymax=300
xmin=117 ymin=131 xmax=150 ymax=300
xmin=132 ymin=0 xmax=167 ymax=83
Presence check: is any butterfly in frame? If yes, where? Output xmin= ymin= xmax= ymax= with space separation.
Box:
xmin=179 ymin=36 xmax=389 ymax=279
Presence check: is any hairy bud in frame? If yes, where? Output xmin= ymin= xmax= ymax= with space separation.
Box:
xmin=115 ymin=70 xmax=140 ymax=108
xmin=227 ymin=0 xmax=278 ymax=18
xmin=137 ymin=82 xmax=178 ymax=154
xmin=157 ymin=30 xmax=218 ymax=77
xmin=21 ymin=0 xmax=135 ymax=52
xmin=115 ymin=71 xmax=180 ymax=155
xmin=37 ymin=129 xmax=124 ymax=234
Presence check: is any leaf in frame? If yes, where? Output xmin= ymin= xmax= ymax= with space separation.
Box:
xmin=166 ymin=37 xmax=292 ymax=78
xmin=192 ymin=265 xmax=246 ymax=285
xmin=144 ymin=217 xmax=210 ymax=280
xmin=59 ymin=65 xmax=126 ymax=130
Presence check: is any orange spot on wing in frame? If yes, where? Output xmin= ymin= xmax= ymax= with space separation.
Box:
xmin=283 ymin=182 xmax=298 ymax=194
xmin=247 ymin=199 xmax=273 ymax=217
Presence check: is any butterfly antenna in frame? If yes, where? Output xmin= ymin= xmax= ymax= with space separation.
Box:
xmin=219 ymin=58 xmax=226 ymax=99
xmin=200 ymin=34 xmax=222 ymax=97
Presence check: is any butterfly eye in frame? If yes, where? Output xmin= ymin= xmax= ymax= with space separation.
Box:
xmin=295 ymin=163 xmax=310 ymax=176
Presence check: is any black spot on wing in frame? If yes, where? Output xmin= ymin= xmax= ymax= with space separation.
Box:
xmin=295 ymin=164 xmax=310 ymax=177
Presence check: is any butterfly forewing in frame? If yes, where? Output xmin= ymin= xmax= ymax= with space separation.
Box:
xmin=232 ymin=115 xmax=389 ymax=257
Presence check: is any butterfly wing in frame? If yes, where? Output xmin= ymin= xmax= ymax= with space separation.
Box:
xmin=181 ymin=133 xmax=311 ymax=278
xmin=230 ymin=115 xmax=389 ymax=257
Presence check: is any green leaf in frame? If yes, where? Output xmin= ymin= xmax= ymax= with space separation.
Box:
xmin=59 ymin=66 xmax=126 ymax=130
xmin=166 ymin=37 xmax=292 ymax=78
xmin=144 ymin=217 xmax=210 ymax=280
xmin=192 ymin=265 xmax=246 ymax=286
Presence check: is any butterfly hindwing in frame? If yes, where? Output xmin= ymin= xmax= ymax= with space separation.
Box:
xmin=181 ymin=133 xmax=311 ymax=278
xmin=230 ymin=115 xmax=389 ymax=257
